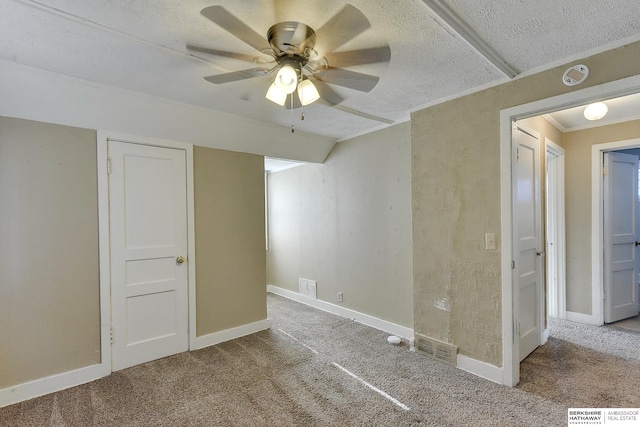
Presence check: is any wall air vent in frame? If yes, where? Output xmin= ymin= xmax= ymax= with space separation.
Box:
xmin=414 ymin=333 xmax=458 ymax=367
xmin=298 ymin=278 xmax=317 ymax=299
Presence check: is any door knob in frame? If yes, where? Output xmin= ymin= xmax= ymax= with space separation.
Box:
xmin=536 ymin=251 xmax=545 ymax=257
xmin=176 ymin=256 xmax=185 ymax=264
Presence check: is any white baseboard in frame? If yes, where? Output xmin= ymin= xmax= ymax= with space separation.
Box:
xmin=269 ymin=286 xmax=506 ymax=385
xmin=1 ymin=319 xmax=272 ymax=408
xmin=0 ymin=363 xmax=109 ymax=408
xmin=456 ymin=354 xmax=503 ymax=384
xmin=267 ymin=285 xmax=414 ymax=340
xmin=566 ymin=310 xmax=601 ymax=325
xmin=194 ymin=318 xmax=272 ymax=350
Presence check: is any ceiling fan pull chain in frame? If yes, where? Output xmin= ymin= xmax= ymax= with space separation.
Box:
xmin=290 ymin=94 xmax=295 ymax=133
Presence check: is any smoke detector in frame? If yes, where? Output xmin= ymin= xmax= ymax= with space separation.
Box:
xmin=563 ymin=64 xmax=589 ymax=86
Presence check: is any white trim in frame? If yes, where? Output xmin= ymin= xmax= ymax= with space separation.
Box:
xmin=546 ymin=139 xmax=565 ymax=158
xmin=565 ymin=310 xmax=601 ymax=325
xmin=501 ymin=74 xmax=640 ymax=387
xmin=96 ymin=133 xmax=112 ymax=372
xmin=499 ymin=111 xmax=517 ymax=387
xmin=591 ymin=144 xmax=605 ymax=325
xmin=542 ymin=328 xmax=550 ymax=345
xmin=591 ymin=138 xmax=640 ymax=326
xmin=542 ymin=114 xmax=566 ymax=133
xmin=456 ymin=354 xmax=503 ymax=385
xmin=186 ymin=144 xmax=197 ymax=351
xmin=545 ymin=139 xmax=566 ymax=320
xmin=420 ymin=0 xmax=518 ymax=78
xmin=559 ymin=113 xmax=640 ymax=133
xmin=194 ymin=319 xmax=272 ymax=350
xmin=0 ymin=364 xmax=108 ymax=408
xmin=267 ymin=285 xmax=414 ymax=340
xmin=96 ymin=131 xmax=198 ymax=359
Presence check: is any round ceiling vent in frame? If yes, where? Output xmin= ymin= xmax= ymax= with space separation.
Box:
xmin=563 ymin=64 xmax=589 ymax=86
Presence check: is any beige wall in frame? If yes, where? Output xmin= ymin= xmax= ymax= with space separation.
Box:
xmin=267 ymin=123 xmax=414 ymax=328
xmin=0 ymin=117 xmax=268 ymax=390
xmin=194 ymin=146 xmax=267 ymax=335
xmin=564 ymin=119 xmax=640 ymax=313
xmin=0 ymin=116 xmax=100 ymax=388
xmin=411 ymin=41 xmax=640 ymax=367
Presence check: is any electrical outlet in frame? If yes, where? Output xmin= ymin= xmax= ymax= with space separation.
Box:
xmin=337 ymin=292 xmax=343 ymax=303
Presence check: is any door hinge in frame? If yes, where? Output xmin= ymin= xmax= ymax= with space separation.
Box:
xmin=516 ymin=147 xmax=519 ymax=161
xmin=517 ymin=322 xmax=521 ymax=337
xmin=110 ymin=327 xmax=114 ymax=344
xmin=107 ymin=157 xmax=112 ymax=175
xmin=512 ymin=260 xmax=516 ymax=270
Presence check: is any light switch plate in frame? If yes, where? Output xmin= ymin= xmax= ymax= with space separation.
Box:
xmin=485 ymin=233 xmax=496 ymax=250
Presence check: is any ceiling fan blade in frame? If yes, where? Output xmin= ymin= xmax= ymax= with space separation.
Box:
xmin=186 ymin=44 xmax=263 ymax=63
xmin=290 ymin=21 xmax=310 ymax=47
xmin=315 ymin=5 xmax=370 ymax=55
xmin=317 ymin=68 xmax=380 ymax=92
xmin=204 ymin=68 xmax=267 ymax=84
xmin=324 ymin=45 xmax=391 ymax=68
xmin=200 ymin=6 xmax=268 ymax=52
xmin=312 ymin=80 xmax=344 ymax=106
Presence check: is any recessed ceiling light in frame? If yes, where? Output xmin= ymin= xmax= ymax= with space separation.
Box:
xmin=584 ymin=102 xmax=608 ymax=120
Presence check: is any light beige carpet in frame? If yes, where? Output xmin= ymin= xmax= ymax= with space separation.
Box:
xmin=1 ymin=294 xmax=638 ymax=426
xmin=609 ymin=315 xmax=640 ymax=333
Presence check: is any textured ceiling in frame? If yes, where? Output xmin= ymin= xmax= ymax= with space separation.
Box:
xmin=1 ymin=0 xmax=640 ymax=141
xmin=546 ymin=92 xmax=640 ymax=131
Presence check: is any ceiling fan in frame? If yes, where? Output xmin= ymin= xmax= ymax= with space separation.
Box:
xmin=188 ymin=4 xmax=391 ymax=111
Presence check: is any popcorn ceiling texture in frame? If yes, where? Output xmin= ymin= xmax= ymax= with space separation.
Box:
xmin=1 ymin=0 xmax=639 ymax=139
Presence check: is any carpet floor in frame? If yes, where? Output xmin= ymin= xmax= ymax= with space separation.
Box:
xmin=609 ymin=315 xmax=640 ymax=333
xmin=1 ymin=294 xmax=639 ymax=426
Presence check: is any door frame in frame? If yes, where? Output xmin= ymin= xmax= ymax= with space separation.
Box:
xmin=97 ymin=131 xmax=197 ymax=371
xmin=545 ymin=139 xmax=566 ymax=320
xmin=593 ymin=139 xmax=640 ymax=324
xmin=500 ymin=74 xmax=640 ymax=387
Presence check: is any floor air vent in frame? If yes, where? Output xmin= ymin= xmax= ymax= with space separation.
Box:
xmin=415 ymin=333 xmax=458 ymax=366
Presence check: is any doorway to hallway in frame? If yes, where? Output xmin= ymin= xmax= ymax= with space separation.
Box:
xmin=501 ymin=74 xmax=640 ymax=386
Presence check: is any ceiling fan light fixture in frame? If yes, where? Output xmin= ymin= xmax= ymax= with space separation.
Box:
xmin=298 ymin=79 xmax=320 ymax=106
xmin=265 ymin=83 xmax=287 ymax=106
xmin=274 ymin=64 xmax=298 ymax=94
xmin=584 ymin=102 xmax=608 ymax=120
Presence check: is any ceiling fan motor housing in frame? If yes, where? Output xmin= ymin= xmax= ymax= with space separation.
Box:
xmin=268 ymin=21 xmax=317 ymax=66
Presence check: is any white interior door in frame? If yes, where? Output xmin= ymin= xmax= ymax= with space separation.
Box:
xmin=109 ymin=141 xmax=189 ymax=371
xmin=603 ymin=151 xmax=640 ymax=323
xmin=514 ymin=126 xmax=544 ymax=362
